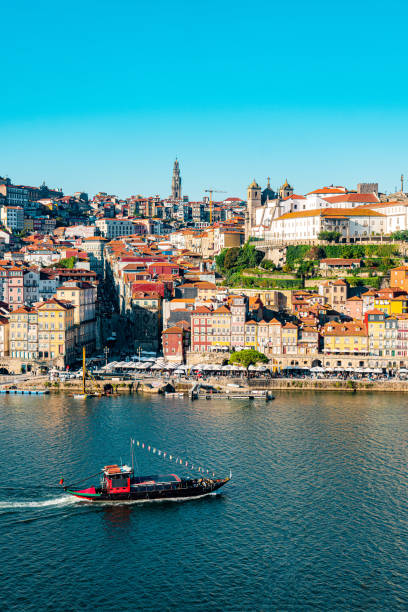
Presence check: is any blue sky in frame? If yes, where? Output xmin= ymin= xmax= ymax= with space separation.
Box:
xmin=1 ymin=0 xmax=407 ymax=199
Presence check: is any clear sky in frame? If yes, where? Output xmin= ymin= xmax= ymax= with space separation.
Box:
xmin=1 ymin=0 xmax=408 ymax=200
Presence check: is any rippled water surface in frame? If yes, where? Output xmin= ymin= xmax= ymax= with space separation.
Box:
xmin=1 ymin=391 xmax=408 ymax=611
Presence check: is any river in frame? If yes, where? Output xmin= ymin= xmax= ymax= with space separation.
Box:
xmin=1 ymin=391 xmax=407 ymax=610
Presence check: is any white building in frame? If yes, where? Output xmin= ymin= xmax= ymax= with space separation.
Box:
xmin=80 ymin=237 xmax=107 ymax=276
xmin=1 ymin=206 xmax=24 ymax=231
xmin=95 ymin=218 xmax=135 ymax=239
xmin=265 ymin=207 xmax=386 ymax=241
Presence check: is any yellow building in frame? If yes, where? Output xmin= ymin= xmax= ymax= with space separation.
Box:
xmin=37 ymin=298 xmax=75 ymax=365
xmin=390 ymin=296 xmax=408 ymax=315
xmin=56 ymin=281 xmax=97 ymax=355
xmin=281 ymin=322 xmax=298 ymax=355
xmin=211 ymin=305 xmax=231 ymax=349
xmin=322 ymin=320 xmax=367 ymax=354
xmin=366 ymin=309 xmax=386 ymax=356
xmin=9 ymin=306 xmax=38 ymax=360
xmin=372 ymin=295 xmax=408 ymax=316
xmin=373 ymin=297 xmax=391 ymax=316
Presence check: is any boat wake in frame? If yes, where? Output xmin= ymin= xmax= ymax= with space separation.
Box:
xmin=0 ymin=495 xmax=74 ymax=510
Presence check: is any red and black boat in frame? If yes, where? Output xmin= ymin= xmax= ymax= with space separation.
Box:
xmin=62 ymin=464 xmax=231 ymax=502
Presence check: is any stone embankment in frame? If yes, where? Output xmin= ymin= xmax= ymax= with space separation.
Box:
xmin=9 ymin=376 xmax=408 ymax=394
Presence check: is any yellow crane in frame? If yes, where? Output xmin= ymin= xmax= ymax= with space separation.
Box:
xmin=204 ymin=189 xmax=227 ymax=224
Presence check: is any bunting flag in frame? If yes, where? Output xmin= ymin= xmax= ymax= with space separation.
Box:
xmin=135 ymin=440 xmax=216 ymax=477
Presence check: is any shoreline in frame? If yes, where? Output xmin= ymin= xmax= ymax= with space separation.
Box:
xmin=9 ymin=376 xmax=408 ymax=394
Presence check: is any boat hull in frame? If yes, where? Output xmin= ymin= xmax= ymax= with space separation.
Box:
xmin=67 ymin=479 xmax=229 ymax=502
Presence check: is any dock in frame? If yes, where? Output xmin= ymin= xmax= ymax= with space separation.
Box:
xmin=197 ymin=390 xmax=274 ymax=401
xmin=0 ymin=389 xmax=49 ymax=395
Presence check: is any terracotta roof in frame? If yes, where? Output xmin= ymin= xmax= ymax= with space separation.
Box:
xmin=277 ymin=207 xmax=385 ymax=221
xmin=323 ymin=193 xmax=379 ymax=203
xmin=365 ymin=309 xmax=386 ymax=316
xmin=163 ymin=326 xmax=184 ymax=334
xmin=323 ymin=321 xmax=367 ymax=337
xmin=192 ymin=306 xmax=212 ymax=314
xmin=213 ymin=306 xmax=231 ymax=314
xmin=321 ymin=258 xmax=361 ymax=265
xmin=307 ymin=187 xmax=346 ymax=195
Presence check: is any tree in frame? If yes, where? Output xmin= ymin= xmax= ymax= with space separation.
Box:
xmin=307 ymin=246 xmax=326 ymax=260
xmin=55 ymin=256 xmax=76 ymax=269
xmin=318 ymin=231 xmax=342 ymax=243
xmin=296 ymin=260 xmax=315 ymax=279
xmin=215 ymin=249 xmax=226 ymax=271
xmin=391 ymin=230 xmax=408 ymax=241
xmin=224 ymin=247 xmax=241 ymax=270
xmin=229 ymin=349 xmax=268 ymax=376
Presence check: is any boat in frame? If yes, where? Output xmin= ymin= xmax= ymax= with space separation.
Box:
xmin=73 ymin=347 xmax=100 ymax=399
xmin=62 ymin=463 xmax=231 ymax=502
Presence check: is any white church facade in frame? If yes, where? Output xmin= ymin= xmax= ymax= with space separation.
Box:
xmin=244 ymin=179 xmax=407 ymax=242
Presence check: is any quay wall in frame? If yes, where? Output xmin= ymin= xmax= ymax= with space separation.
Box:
xmin=12 ymin=376 xmax=408 ymax=393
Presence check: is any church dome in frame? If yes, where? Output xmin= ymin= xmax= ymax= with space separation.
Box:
xmin=248 ymin=179 xmax=260 ymax=189
xmin=261 ymin=177 xmax=277 ymax=204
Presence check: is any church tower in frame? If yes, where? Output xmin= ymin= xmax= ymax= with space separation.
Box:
xmin=245 ymin=179 xmax=261 ymax=241
xmin=171 ymin=159 xmax=182 ymax=200
xmin=279 ymin=179 xmax=293 ymax=200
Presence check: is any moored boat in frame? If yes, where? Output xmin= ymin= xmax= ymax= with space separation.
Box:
xmin=62 ymin=464 xmax=230 ymax=502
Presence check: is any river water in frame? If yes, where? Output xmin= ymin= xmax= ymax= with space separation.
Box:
xmin=0 ymin=391 xmax=408 ymax=611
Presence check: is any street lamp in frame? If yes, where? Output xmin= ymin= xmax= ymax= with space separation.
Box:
xmin=104 ymin=346 xmax=109 ymax=367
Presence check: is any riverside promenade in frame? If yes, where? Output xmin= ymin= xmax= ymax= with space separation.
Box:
xmin=11 ymin=374 xmax=408 ymax=394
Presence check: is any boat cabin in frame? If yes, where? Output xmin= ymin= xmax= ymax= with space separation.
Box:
xmin=103 ymin=464 xmax=132 ymax=494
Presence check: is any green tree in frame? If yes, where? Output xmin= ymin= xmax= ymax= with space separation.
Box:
xmin=55 ymin=256 xmax=76 ymax=269
xmin=318 ymin=230 xmax=342 ymax=243
xmin=391 ymin=230 xmax=408 ymax=241
xmin=215 ymin=249 xmax=226 ymax=271
xmin=224 ymin=247 xmax=241 ymax=270
xmin=229 ymin=349 xmax=268 ymax=376
xmin=296 ymin=260 xmax=315 ymax=279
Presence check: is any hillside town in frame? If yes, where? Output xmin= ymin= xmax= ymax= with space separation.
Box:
xmin=1 ymin=163 xmax=408 ymax=377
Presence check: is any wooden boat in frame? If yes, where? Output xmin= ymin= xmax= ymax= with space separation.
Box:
xmin=61 ymin=440 xmax=231 ymax=502
xmin=63 ymin=464 xmax=230 ymax=502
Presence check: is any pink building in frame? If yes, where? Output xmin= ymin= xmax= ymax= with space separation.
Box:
xmin=345 ymin=296 xmax=363 ymax=320
xmin=4 ymin=267 xmax=24 ymax=310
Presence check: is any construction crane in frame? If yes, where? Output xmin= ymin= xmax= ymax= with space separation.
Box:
xmin=204 ymin=189 xmax=227 ymax=224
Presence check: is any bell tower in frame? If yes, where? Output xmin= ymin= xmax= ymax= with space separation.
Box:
xmin=171 ymin=158 xmax=182 ymax=200
xmin=245 ymin=179 xmax=261 ymax=241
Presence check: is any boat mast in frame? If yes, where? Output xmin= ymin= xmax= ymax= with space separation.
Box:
xmin=82 ymin=346 xmax=86 ymax=394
